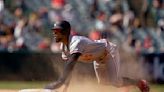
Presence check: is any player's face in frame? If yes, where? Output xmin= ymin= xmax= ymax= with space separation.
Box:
xmin=52 ymin=29 xmax=64 ymax=42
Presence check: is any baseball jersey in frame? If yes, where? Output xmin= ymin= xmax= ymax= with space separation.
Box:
xmin=61 ymin=35 xmax=116 ymax=63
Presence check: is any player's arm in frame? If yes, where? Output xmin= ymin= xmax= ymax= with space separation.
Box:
xmin=45 ymin=52 xmax=81 ymax=89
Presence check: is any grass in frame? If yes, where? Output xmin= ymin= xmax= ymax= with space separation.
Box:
xmin=0 ymin=81 xmax=49 ymax=89
xmin=150 ymin=84 xmax=164 ymax=92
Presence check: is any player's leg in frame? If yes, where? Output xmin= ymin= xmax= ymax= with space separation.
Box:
xmin=95 ymin=53 xmax=150 ymax=92
xmin=93 ymin=61 xmax=111 ymax=85
xmin=93 ymin=57 xmax=130 ymax=92
xmin=106 ymin=55 xmax=150 ymax=92
xmin=105 ymin=41 xmax=150 ymax=92
xmin=93 ymin=52 xmax=124 ymax=86
xmin=106 ymin=53 xmax=150 ymax=92
xmin=106 ymin=57 xmax=133 ymax=92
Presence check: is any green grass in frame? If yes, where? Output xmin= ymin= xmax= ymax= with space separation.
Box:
xmin=0 ymin=81 xmax=49 ymax=89
xmin=150 ymin=84 xmax=164 ymax=92
xmin=131 ymin=84 xmax=164 ymax=92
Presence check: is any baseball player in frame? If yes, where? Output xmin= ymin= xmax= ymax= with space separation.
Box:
xmin=45 ymin=20 xmax=150 ymax=92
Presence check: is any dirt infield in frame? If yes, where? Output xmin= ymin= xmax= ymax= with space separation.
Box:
xmin=0 ymin=85 xmax=134 ymax=92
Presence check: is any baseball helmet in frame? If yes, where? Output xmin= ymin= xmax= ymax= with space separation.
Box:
xmin=51 ymin=20 xmax=71 ymax=35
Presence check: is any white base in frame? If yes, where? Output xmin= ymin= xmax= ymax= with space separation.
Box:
xmin=18 ymin=89 xmax=53 ymax=92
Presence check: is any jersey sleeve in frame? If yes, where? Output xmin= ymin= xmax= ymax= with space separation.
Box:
xmin=69 ymin=39 xmax=84 ymax=54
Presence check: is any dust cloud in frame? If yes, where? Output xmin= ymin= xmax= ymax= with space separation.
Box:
xmin=51 ymin=49 xmax=149 ymax=92
xmin=52 ymin=62 xmax=140 ymax=92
